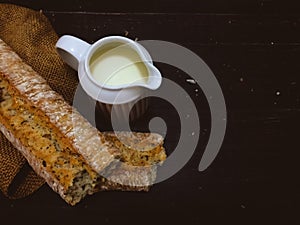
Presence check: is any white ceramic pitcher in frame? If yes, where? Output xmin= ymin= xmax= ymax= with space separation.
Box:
xmin=55 ymin=35 xmax=162 ymax=121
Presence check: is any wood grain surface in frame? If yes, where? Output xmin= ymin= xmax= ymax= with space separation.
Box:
xmin=1 ymin=1 xmax=299 ymax=224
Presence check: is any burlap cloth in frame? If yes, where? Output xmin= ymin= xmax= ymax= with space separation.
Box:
xmin=0 ymin=4 xmax=78 ymax=199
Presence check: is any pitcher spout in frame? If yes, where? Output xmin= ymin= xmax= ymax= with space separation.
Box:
xmin=140 ymin=63 xmax=162 ymax=90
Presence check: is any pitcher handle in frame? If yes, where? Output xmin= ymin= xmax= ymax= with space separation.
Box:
xmin=55 ymin=35 xmax=90 ymax=70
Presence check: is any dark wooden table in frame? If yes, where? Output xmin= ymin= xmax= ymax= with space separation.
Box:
xmin=1 ymin=1 xmax=299 ymax=224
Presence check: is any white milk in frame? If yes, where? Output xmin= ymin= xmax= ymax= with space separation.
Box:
xmin=89 ymin=43 xmax=148 ymax=86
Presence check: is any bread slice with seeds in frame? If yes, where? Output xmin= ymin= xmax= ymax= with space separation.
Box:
xmin=0 ymin=38 xmax=166 ymax=205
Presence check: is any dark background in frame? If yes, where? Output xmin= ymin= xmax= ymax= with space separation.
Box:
xmin=0 ymin=0 xmax=299 ymax=224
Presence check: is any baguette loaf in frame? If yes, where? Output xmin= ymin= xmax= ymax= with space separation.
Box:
xmin=0 ymin=38 xmax=166 ymax=205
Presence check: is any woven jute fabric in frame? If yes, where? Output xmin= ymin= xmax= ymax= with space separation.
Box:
xmin=0 ymin=4 xmax=78 ymax=199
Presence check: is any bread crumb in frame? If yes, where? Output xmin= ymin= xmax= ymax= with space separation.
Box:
xmin=186 ymin=79 xmax=196 ymax=84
